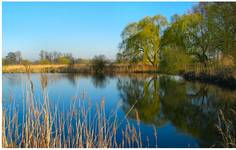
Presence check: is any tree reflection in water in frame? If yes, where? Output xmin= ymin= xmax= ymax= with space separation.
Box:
xmin=117 ymin=74 xmax=236 ymax=147
xmin=43 ymin=73 xmax=110 ymax=88
xmin=91 ymin=74 xmax=109 ymax=88
xmin=117 ymin=75 xmax=167 ymax=126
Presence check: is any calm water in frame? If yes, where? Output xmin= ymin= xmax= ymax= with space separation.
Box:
xmin=3 ymin=73 xmax=236 ymax=148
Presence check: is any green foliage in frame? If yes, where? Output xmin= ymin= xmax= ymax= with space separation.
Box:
xmin=159 ymin=48 xmax=193 ymax=74
xmin=162 ymin=12 xmax=212 ymax=66
xmin=162 ymin=2 xmax=236 ymax=69
xmin=119 ymin=15 xmax=168 ymax=66
xmin=204 ymin=2 xmax=236 ymax=61
xmin=91 ymin=55 xmax=108 ymax=74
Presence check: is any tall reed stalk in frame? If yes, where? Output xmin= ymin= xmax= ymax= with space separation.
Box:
xmin=2 ymin=74 xmax=158 ymax=148
xmin=216 ymin=109 xmax=236 ymax=148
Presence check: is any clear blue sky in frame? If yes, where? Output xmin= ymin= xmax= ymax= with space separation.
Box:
xmin=3 ymin=2 xmax=197 ymax=60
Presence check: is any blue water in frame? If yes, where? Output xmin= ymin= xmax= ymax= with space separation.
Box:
xmin=2 ymin=73 xmax=236 ymax=147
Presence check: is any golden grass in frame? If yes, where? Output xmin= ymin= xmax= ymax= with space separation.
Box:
xmin=3 ymin=64 xmax=68 ymax=73
xmin=2 ymin=63 xmax=158 ymax=73
xmin=2 ymin=74 xmax=158 ymax=148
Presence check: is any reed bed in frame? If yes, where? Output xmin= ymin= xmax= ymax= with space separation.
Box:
xmin=3 ymin=64 xmax=68 ymax=73
xmin=2 ymin=74 xmax=157 ymax=148
xmin=2 ymin=63 xmax=158 ymax=74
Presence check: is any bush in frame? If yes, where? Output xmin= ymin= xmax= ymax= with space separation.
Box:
xmin=91 ymin=55 xmax=108 ymax=74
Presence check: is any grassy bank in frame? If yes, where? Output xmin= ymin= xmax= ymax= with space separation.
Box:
xmin=2 ymin=63 xmax=158 ymax=73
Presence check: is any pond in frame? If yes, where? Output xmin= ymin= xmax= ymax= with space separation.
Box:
xmin=2 ymin=73 xmax=236 ymax=148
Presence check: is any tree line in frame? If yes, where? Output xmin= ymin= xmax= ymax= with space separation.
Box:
xmin=3 ymin=50 xmax=91 ymax=65
xmin=38 ymin=50 xmax=74 ymax=64
xmin=117 ymin=2 xmax=236 ymax=74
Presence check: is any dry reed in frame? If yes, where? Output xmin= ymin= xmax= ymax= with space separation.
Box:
xmin=216 ymin=109 xmax=236 ymax=148
xmin=2 ymin=74 xmax=158 ymax=148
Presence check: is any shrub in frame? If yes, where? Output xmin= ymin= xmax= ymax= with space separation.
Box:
xmin=91 ymin=55 xmax=108 ymax=74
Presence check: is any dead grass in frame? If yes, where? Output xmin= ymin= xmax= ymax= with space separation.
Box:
xmin=2 ymin=63 xmax=158 ymax=73
xmin=3 ymin=64 xmax=68 ymax=73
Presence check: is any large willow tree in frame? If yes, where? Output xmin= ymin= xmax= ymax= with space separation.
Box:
xmin=118 ymin=15 xmax=167 ymax=67
xmin=162 ymin=12 xmax=214 ymax=67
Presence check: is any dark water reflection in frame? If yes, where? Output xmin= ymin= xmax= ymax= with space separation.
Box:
xmin=118 ymin=75 xmax=236 ymax=147
xmin=2 ymin=73 xmax=236 ymax=147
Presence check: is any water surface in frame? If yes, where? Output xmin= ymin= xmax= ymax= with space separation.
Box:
xmin=3 ymin=73 xmax=236 ymax=147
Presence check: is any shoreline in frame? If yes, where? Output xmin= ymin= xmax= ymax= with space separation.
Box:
xmin=3 ymin=64 xmax=236 ymax=89
xmin=182 ymin=71 xmax=236 ymax=90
